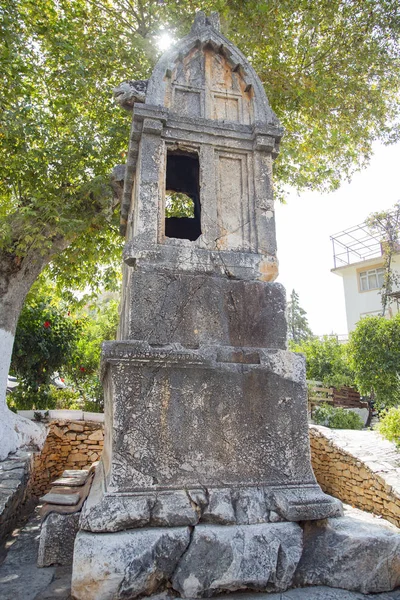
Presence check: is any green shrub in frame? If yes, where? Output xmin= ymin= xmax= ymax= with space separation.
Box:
xmin=8 ymin=383 xmax=82 ymax=411
xmin=83 ymin=399 xmax=103 ymax=414
xmin=8 ymin=384 xmax=57 ymax=410
xmin=312 ymin=403 xmax=364 ymax=430
xmin=47 ymin=387 xmax=82 ymax=410
xmin=10 ymin=292 xmax=81 ymax=410
xmin=377 ymin=407 xmax=400 ymax=447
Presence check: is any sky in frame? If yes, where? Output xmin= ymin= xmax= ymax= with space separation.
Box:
xmin=275 ymin=141 xmax=400 ymax=336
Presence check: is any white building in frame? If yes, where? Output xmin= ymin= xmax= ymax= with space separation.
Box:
xmin=331 ymin=220 xmax=400 ymax=333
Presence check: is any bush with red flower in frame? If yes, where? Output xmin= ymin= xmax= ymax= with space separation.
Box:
xmin=8 ymin=282 xmax=119 ymax=412
xmin=9 ymin=293 xmax=81 ymax=410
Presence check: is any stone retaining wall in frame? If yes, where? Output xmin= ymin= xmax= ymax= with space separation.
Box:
xmin=28 ymin=420 xmax=104 ymax=497
xmin=0 ymin=451 xmax=34 ymax=545
xmin=310 ymin=425 xmax=400 ymax=528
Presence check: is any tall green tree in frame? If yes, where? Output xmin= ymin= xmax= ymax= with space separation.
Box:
xmin=292 ymin=335 xmax=355 ymax=389
xmin=366 ymin=202 xmax=400 ymax=315
xmin=287 ymin=289 xmax=312 ymax=342
xmin=64 ymin=296 xmax=120 ymax=412
xmin=348 ymin=314 xmax=400 ymax=408
xmin=1 ymin=0 xmax=400 ymax=456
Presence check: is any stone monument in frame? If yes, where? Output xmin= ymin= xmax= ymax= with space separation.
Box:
xmin=71 ymin=12 xmax=342 ymax=599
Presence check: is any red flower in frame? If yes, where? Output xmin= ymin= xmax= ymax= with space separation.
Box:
xmin=80 ymin=367 xmax=86 ymax=372
xmin=43 ymin=321 xmax=51 ymax=328
xmin=60 ymin=378 xmax=65 ymax=383
xmin=67 ymin=311 xmax=71 ymax=316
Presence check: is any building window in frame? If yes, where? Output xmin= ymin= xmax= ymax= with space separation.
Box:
xmin=359 ymin=267 xmax=385 ymax=291
xmin=164 ymin=151 xmax=201 ymax=241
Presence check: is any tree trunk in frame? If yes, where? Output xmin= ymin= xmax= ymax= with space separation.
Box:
xmin=0 ymin=241 xmax=69 ymax=459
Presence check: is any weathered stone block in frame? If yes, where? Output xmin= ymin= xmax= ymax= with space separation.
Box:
xmin=294 ymin=516 xmax=400 ymax=593
xmin=80 ymin=466 xmax=154 ymax=532
xmin=122 ymin=271 xmax=287 ymax=349
xmin=102 ymin=344 xmax=314 ymax=494
xmin=201 ymin=489 xmax=236 ymax=525
xmin=37 ymin=512 xmax=80 ymax=566
xmin=71 ymin=528 xmax=191 ymax=600
xmin=88 ymin=430 xmax=103 ymax=441
xmin=69 ymin=423 xmax=85 ymax=432
xmin=172 ymin=523 xmax=303 ymax=597
xmin=151 ymin=491 xmax=198 ymax=526
xmin=272 ymin=487 xmax=343 ymax=521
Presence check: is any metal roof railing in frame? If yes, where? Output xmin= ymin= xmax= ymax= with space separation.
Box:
xmin=330 ymin=222 xmax=383 ymax=269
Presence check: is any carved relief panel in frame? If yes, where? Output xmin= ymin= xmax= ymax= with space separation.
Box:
xmin=164 ymin=44 xmax=254 ymax=125
xmin=215 ymin=151 xmax=253 ymax=251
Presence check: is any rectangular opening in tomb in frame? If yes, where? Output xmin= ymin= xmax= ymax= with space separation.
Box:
xmin=165 ymin=150 xmax=201 ymax=241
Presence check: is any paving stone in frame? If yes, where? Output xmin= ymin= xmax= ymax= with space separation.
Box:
xmin=0 ymin=512 xmax=55 ymax=600
xmin=0 ymin=452 xmax=32 ymax=544
xmin=52 ymin=474 xmax=88 ymax=487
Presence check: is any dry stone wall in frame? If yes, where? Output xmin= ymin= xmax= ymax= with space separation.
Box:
xmin=28 ymin=420 xmax=104 ymax=497
xmin=310 ymin=425 xmax=400 ymax=528
xmin=0 ymin=450 xmax=35 ymax=544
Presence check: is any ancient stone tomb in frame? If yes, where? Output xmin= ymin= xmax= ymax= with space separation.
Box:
xmin=71 ymin=12 xmax=342 ymax=599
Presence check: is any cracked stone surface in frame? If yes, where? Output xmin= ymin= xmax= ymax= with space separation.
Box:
xmin=37 ymin=512 xmax=80 ymax=567
xmin=294 ymin=514 xmax=400 ymax=594
xmin=72 ymin=514 xmax=400 ymax=599
xmin=172 ymin=523 xmax=303 ymax=597
xmin=71 ymin=527 xmax=190 ymax=600
xmin=0 ymin=450 xmax=33 ymax=544
xmin=121 ymin=271 xmax=288 ymax=348
xmin=80 ymin=461 xmax=340 ymax=533
xmin=101 ymin=345 xmax=324 ymax=499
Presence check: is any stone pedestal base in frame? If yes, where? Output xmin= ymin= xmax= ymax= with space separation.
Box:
xmin=79 ymin=461 xmax=342 ymax=533
xmin=71 ymin=522 xmax=303 ymax=600
xmin=71 ymin=515 xmax=400 ymax=600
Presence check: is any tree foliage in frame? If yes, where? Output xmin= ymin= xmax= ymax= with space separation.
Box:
xmin=377 ymin=406 xmax=400 ymax=446
xmin=165 ymin=192 xmax=195 ymax=218
xmin=64 ymin=296 xmax=119 ymax=412
xmin=312 ymin=403 xmax=363 ymax=430
xmin=224 ymin=0 xmax=400 ymax=193
xmin=292 ymin=336 xmax=355 ymax=389
xmin=8 ymin=281 xmax=119 ymax=411
xmin=9 ymin=285 xmax=80 ymax=409
xmin=366 ymin=202 xmax=400 ymax=315
xmin=0 ymin=0 xmax=133 ymax=304
xmin=348 ymin=314 xmax=400 ymax=408
xmin=287 ymin=289 xmax=312 ymax=342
